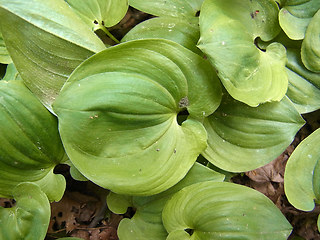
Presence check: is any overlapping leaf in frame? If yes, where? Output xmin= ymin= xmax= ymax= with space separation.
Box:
xmin=0 ymin=183 xmax=50 ymax=240
xmin=0 ymin=0 xmax=106 ymax=110
xmin=202 ymin=94 xmax=305 ymax=172
xmin=162 ymin=181 xmax=292 ymax=239
xmin=122 ymin=16 xmax=201 ymax=54
xmin=65 ymin=0 xmax=128 ymax=30
xmin=301 ymin=9 xmax=320 ymax=73
xmin=284 ymin=128 xmax=320 ymax=211
xmin=129 ymin=0 xmax=203 ymax=18
xmin=0 ymin=80 xmax=66 ymax=201
xmin=0 ymin=31 xmax=11 ymax=64
xmin=198 ymin=0 xmax=287 ymax=106
xmin=1 ymin=63 xmax=21 ymax=81
xmin=286 ymin=48 xmax=320 ymax=113
xmin=107 ymin=163 xmax=225 ymax=240
xmin=53 ymin=39 xmax=222 ymax=195
xmin=279 ymin=0 xmax=320 ymax=40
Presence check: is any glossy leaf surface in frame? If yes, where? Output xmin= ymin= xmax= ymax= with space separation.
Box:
xmin=0 ymin=183 xmax=50 ymax=240
xmin=203 ymin=95 xmax=305 ymax=172
xmin=284 ymin=128 xmax=320 ymax=211
xmin=65 ymin=0 xmax=128 ymax=29
xmin=162 ymin=181 xmax=292 ymax=239
xmin=0 ymin=0 xmax=105 ymax=110
xmin=0 ymin=31 xmax=11 ymax=64
xmin=129 ymin=0 xmax=203 ymax=18
xmin=198 ymin=0 xmax=287 ymax=106
xmin=279 ymin=0 xmax=320 ymax=40
xmin=53 ymin=39 xmax=222 ymax=195
xmin=122 ymin=16 xmax=201 ymax=54
xmin=107 ymin=163 xmax=224 ymax=240
xmin=0 ymin=80 xmax=66 ymax=201
xmin=301 ymin=9 xmax=320 ymax=72
xmin=286 ymin=48 xmax=320 ymax=113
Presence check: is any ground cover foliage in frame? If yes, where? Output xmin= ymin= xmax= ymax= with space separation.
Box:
xmin=0 ymin=0 xmax=319 ymax=239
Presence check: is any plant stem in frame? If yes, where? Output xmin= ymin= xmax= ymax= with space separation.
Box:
xmin=100 ymin=25 xmax=120 ymax=44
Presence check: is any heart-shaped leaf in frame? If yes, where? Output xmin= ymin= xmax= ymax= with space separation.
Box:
xmin=107 ymin=163 xmax=225 ymax=240
xmin=0 ymin=183 xmax=50 ymax=240
xmin=122 ymin=16 xmax=201 ymax=54
xmin=301 ymin=9 xmax=320 ymax=73
xmin=129 ymin=0 xmax=203 ymax=18
xmin=0 ymin=80 xmax=66 ymax=201
xmin=65 ymin=0 xmax=128 ymax=30
xmin=202 ymin=94 xmax=305 ymax=172
xmin=198 ymin=0 xmax=287 ymax=106
xmin=53 ymin=39 xmax=222 ymax=195
xmin=0 ymin=31 xmax=11 ymax=64
xmin=162 ymin=181 xmax=292 ymax=239
xmin=279 ymin=0 xmax=320 ymax=40
xmin=286 ymin=48 xmax=320 ymax=113
xmin=0 ymin=0 xmax=106 ymax=111
xmin=284 ymin=127 xmax=320 ymax=211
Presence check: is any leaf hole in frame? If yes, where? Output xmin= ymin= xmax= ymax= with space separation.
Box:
xmin=195 ymin=10 xmax=200 ymax=17
xmin=185 ymin=228 xmax=194 ymax=236
xmin=93 ymin=20 xmax=99 ymax=24
xmin=177 ymin=109 xmax=189 ymax=126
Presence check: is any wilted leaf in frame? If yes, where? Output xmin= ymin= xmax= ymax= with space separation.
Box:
xmin=284 ymin=128 xmax=320 ymax=211
xmin=198 ymin=0 xmax=287 ymax=106
xmin=107 ymin=163 xmax=224 ymax=240
xmin=65 ymin=0 xmax=128 ymax=30
xmin=53 ymin=39 xmax=222 ymax=196
xmin=286 ymin=48 xmax=320 ymax=113
xmin=279 ymin=0 xmax=320 ymax=40
xmin=162 ymin=181 xmax=292 ymax=239
xmin=0 ymin=80 xmax=66 ymax=201
xmin=301 ymin=9 xmax=320 ymax=72
xmin=0 ymin=0 xmax=106 ymax=111
xmin=122 ymin=16 xmax=201 ymax=54
xmin=0 ymin=183 xmax=50 ymax=240
xmin=202 ymin=95 xmax=305 ymax=172
xmin=129 ymin=0 xmax=203 ymax=18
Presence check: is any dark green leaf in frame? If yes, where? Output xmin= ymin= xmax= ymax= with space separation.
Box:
xmin=162 ymin=181 xmax=292 ymax=239
xmin=0 ymin=0 xmax=106 ymax=111
xmin=0 ymin=183 xmax=50 ymax=240
xmin=284 ymin=128 xmax=320 ymax=211
xmin=203 ymin=95 xmax=305 ymax=172
xmin=0 ymin=80 xmax=66 ymax=201
xmin=0 ymin=30 xmax=11 ymax=64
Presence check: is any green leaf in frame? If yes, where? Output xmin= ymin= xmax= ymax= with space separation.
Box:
xmin=2 ymin=63 xmax=21 ymax=81
xmin=202 ymin=94 xmax=305 ymax=172
xmin=198 ymin=0 xmax=287 ymax=107
xmin=301 ymin=9 xmax=320 ymax=72
xmin=65 ymin=0 xmax=128 ymax=30
xmin=129 ymin=0 xmax=203 ymax=18
xmin=162 ymin=181 xmax=292 ymax=239
xmin=284 ymin=128 xmax=320 ymax=211
xmin=107 ymin=162 xmax=224 ymax=240
xmin=122 ymin=16 xmax=201 ymax=54
xmin=53 ymin=39 xmax=222 ymax=196
xmin=0 ymin=80 xmax=66 ymax=201
xmin=286 ymin=48 xmax=320 ymax=113
xmin=0 ymin=30 xmax=11 ymax=64
xmin=0 ymin=183 xmax=50 ymax=240
xmin=0 ymin=0 xmax=106 ymax=111
xmin=318 ymin=215 xmax=320 ymax=232
xmin=279 ymin=0 xmax=320 ymax=40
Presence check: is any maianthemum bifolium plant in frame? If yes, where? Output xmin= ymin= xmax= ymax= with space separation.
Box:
xmin=0 ymin=0 xmax=319 ymax=239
